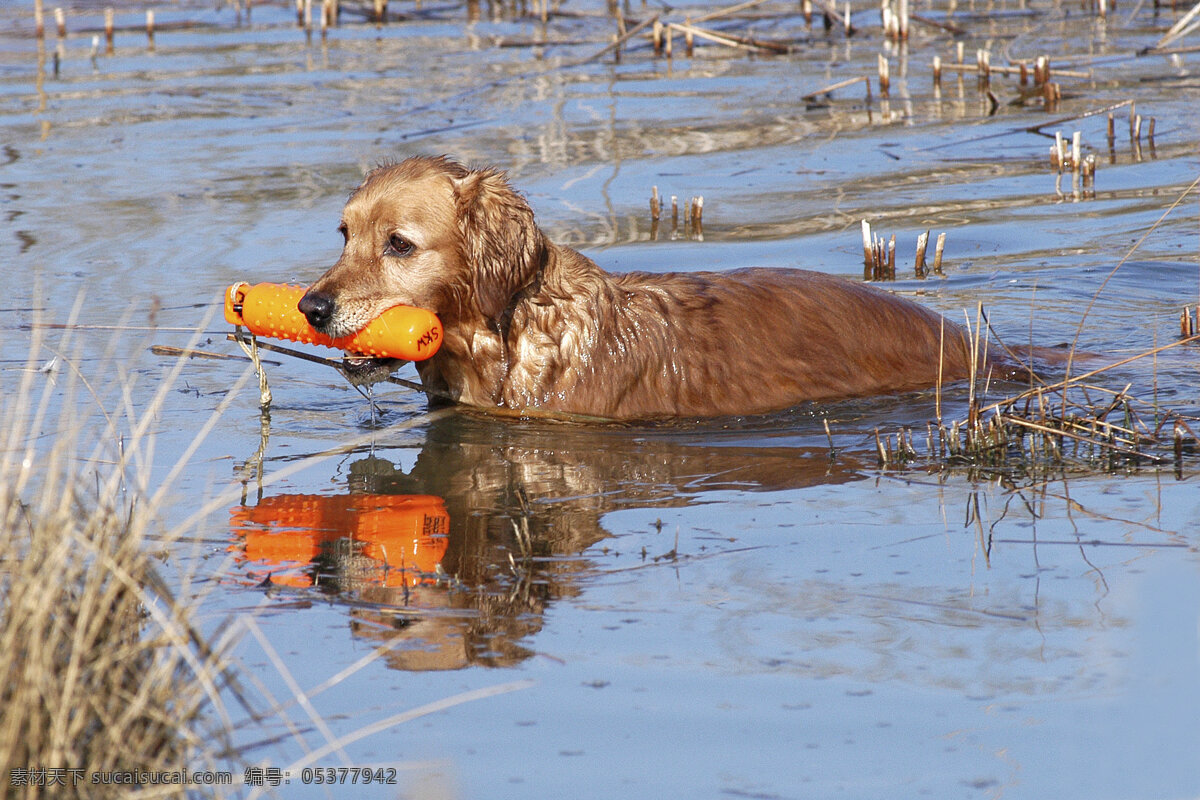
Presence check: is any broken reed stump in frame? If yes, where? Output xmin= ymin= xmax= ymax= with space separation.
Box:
xmin=648 ymin=187 xmax=703 ymax=240
xmin=862 ymin=221 xmax=945 ymax=280
xmin=861 ymin=222 xmax=896 ymax=281
xmin=914 ymin=230 xmax=930 ymax=277
xmin=1043 ymin=81 xmax=1061 ymax=112
xmin=1049 ymin=130 xmax=1098 ymax=187
xmin=1182 ymin=306 xmax=1199 ymax=338
xmin=931 ymin=48 xmax=1090 ymax=113
xmin=880 ymin=0 xmax=910 ymax=40
xmin=1117 ymin=105 xmax=1157 ymax=153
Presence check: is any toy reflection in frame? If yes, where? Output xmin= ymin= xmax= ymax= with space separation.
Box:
xmin=230 ymin=492 xmax=449 ymax=590
xmin=229 ymin=450 xmax=579 ymax=671
xmin=230 ymin=411 xmax=870 ymax=671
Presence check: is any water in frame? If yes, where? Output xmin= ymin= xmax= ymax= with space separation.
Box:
xmin=2 ymin=1 xmax=1200 ymax=797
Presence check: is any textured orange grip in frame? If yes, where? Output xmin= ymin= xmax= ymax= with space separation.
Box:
xmin=225 ymin=282 xmax=442 ymax=362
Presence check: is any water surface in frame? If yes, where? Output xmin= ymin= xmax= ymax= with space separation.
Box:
xmin=2 ymin=1 xmax=1199 ymax=797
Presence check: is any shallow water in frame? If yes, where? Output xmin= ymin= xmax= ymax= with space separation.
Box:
xmin=3 ymin=0 xmax=1200 ymax=797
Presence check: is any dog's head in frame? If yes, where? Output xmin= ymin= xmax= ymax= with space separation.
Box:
xmin=299 ymin=156 xmax=545 ymax=341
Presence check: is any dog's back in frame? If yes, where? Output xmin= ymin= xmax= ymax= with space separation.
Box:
xmin=500 ymin=262 xmax=978 ymax=418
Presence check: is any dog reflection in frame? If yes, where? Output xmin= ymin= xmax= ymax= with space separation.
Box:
xmin=231 ymin=413 xmax=869 ymax=670
xmin=229 ymin=482 xmax=555 ymax=670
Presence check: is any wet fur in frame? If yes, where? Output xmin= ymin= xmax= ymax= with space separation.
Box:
xmin=302 ymin=156 xmax=1000 ymax=420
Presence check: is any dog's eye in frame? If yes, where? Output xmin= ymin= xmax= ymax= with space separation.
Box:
xmin=387 ymin=234 xmax=414 ymax=258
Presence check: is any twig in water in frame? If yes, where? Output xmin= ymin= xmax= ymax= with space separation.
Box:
xmin=691 ymin=0 xmax=774 ymax=24
xmin=1149 ymin=0 xmax=1200 ymax=50
xmin=569 ymin=13 xmax=658 ymax=66
xmin=226 ymin=333 xmax=426 ymax=393
xmin=1000 ymin=414 xmax=1165 ymax=463
xmin=667 ymin=21 xmax=792 ymax=53
xmin=1027 ymin=99 xmax=1132 ymax=136
xmin=981 ymin=334 xmax=1200 ymax=417
xmin=801 ymin=75 xmax=870 ymax=102
xmin=150 ymin=344 xmax=280 ymax=365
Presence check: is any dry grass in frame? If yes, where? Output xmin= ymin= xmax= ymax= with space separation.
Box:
xmin=873 ymin=326 xmax=1200 ymax=476
xmin=0 ymin=320 xmax=241 ymax=799
xmin=869 ymin=166 xmax=1200 ymax=477
xmin=1 ymin=315 xmax=533 ymax=799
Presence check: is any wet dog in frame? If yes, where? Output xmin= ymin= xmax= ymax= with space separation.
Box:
xmin=299 ymin=156 xmax=1014 ymax=420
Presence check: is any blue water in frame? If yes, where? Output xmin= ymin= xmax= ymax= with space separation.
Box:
xmin=2 ymin=1 xmax=1199 ymax=797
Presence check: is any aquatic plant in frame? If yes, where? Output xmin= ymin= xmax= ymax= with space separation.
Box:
xmin=0 ymin=323 xmax=242 ymax=799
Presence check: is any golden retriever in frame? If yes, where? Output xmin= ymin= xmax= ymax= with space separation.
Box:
xmin=299 ymin=155 xmax=1012 ymax=420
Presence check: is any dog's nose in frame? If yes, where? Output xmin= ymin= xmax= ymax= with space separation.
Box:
xmin=298 ymin=291 xmax=335 ymax=329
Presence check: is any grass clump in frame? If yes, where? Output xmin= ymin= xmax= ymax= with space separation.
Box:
xmin=0 ymin=327 xmax=237 ymax=799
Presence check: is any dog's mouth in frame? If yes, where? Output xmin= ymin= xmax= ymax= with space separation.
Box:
xmin=339 ymin=354 xmax=403 ymax=386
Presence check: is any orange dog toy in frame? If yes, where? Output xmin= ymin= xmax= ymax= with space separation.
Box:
xmin=225 ymin=282 xmax=442 ymax=361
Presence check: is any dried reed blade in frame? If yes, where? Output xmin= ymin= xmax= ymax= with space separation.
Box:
xmin=802 ymin=75 xmax=870 ymax=102
xmin=1000 ymin=414 xmax=1165 ymax=462
xmin=1059 ymin=173 xmax=1200 ymax=414
xmin=691 ymin=0 xmax=773 ymax=24
xmin=1153 ymin=0 xmax=1200 ymax=50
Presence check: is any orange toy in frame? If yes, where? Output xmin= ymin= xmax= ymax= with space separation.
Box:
xmin=225 ymin=282 xmax=442 ymax=362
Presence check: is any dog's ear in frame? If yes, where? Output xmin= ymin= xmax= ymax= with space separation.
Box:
xmin=452 ymin=167 xmax=544 ymax=323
